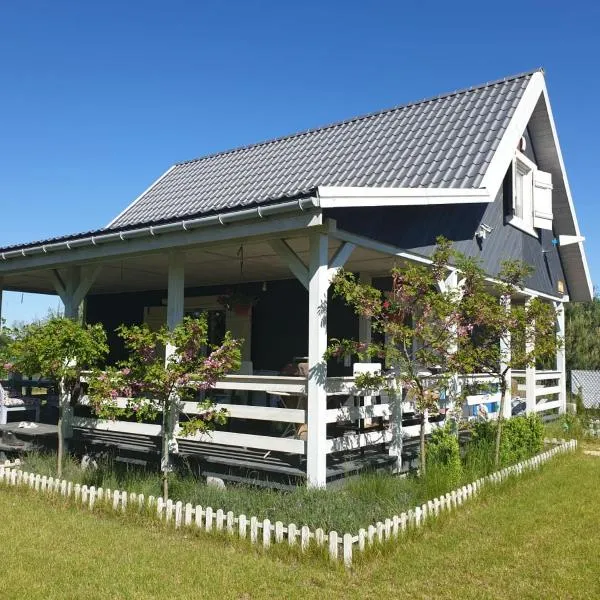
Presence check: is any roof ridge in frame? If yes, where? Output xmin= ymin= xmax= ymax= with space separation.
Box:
xmin=175 ymin=68 xmax=543 ymax=168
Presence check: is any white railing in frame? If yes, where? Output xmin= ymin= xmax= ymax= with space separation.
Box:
xmin=511 ymin=370 xmax=562 ymax=413
xmin=73 ymin=368 xmax=563 ymax=463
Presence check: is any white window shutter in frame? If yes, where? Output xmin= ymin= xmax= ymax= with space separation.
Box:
xmin=533 ymin=170 xmax=553 ymax=230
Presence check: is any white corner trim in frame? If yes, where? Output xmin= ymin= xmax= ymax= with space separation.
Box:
xmin=106 ymin=165 xmax=176 ymax=228
xmin=316 ymin=186 xmax=491 ymax=207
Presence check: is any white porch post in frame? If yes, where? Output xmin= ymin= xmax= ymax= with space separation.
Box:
xmin=555 ymin=301 xmax=567 ymax=414
xmin=500 ymin=295 xmax=512 ymax=419
xmin=164 ymin=251 xmax=185 ymax=467
xmin=63 ymin=266 xmax=82 ymax=320
xmin=525 ymin=298 xmax=536 ymax=415
xmin=358 ymin=273 xmax=374 ymax=428
xmin=166 ymin=252 xmax=185 ymax=355
xmin=0 ymin=277 xmax=4 ymax=425
xmin=307 ymin=233 xmax=329 ymax=488
xmin=0 ymin=276 xmax=4 ymax=331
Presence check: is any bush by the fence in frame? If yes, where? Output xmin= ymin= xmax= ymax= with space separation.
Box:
xmin=426 ymin=423 xmax=463 ymax=490
xmin=469 ymin=414 xmax=544 ymax=467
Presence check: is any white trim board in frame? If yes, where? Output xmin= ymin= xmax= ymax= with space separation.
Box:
xmin=317 ymin=186 xmax=491 ymax=207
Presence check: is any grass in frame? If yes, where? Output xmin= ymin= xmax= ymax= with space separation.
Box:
xmin=1 ymin=449 xmax=599 ymax=599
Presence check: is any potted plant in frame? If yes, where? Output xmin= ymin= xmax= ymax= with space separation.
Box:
xmin=217 ymin=289 xmax=259 ymax=316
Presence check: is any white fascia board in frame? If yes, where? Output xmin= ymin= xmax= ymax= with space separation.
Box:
xmin=105 ymin=165 xmax=176 ymax=228
xmin=481 ymin=71 xmax=592 ymax=301
xmin=316 ymin=185 xmax=491 ymax=207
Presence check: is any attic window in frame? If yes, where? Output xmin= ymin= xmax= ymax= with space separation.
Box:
xmin=507 ymin=151 xmax=554 ymax=236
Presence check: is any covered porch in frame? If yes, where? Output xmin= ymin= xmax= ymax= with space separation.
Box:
xmin=0 ymin=206 xmax=567 ymax=487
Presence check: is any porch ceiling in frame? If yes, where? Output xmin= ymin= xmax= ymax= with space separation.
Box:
xmin=2 ymin=237 xmax=403 ymax=296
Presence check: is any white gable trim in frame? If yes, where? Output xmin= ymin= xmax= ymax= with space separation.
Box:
xmin=106 ymin=165 xmax=176 ymax=228
xmin=316 ymin=186 xmax=490 ymax=207
xmin=480 ymin=71 xmax=591 ymax=301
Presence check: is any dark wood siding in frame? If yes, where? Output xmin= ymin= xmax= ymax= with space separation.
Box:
xmin=328 ymin=182 xmax=566 ymax=297
xmin=87 ymin=279 xmax=357 ymax=372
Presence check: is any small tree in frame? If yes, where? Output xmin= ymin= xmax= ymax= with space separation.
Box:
xmin=4 ymin=317 xmax=108 ymax=477
xmin=326 ymin=238 xmax=467 ymax=476
xmin=87 ymin=316 xmax=241 ymax=500
xmin=454 ymin=258 xmax=560 ymax=467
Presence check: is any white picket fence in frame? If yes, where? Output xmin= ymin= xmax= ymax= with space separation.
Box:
xmin=0 ymin=440 xmax=577 ymax=567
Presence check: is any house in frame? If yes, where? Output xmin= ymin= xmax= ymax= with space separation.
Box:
xmin=0 ymin=69 xmax=590 ymax=487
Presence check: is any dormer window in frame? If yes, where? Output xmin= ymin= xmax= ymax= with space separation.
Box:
xmin=507 ymin=151 xmax=553 ymax=236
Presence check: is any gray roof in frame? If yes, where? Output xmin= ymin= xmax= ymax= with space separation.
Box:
xmin=109 ymin=71 xmax=535 ymax=229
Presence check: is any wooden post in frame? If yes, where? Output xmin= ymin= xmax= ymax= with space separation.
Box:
xmin=307 ymin=233 xmax=328 ymax=488
xmin=555 ymin=301 xmax=567 ymax=414
xmin=0 ymin=276 xmax=4 ymax=332
xmin=525 ymin=297 xmax=536 ymax=415
xmin=63 ymin=266 xmax=82 ymax=320
xmin=163 ymin=252 xmax=185 ymax=488
xmin=358 ymin=273 xmax=373 ymax=428
xmin=500 ymin=295 xmax=512 ymax=419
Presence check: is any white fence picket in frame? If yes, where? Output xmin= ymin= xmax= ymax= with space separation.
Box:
xmin=315 ymin=528 xmax=325 ymax=547
xmin=343 ymin=534 xmax=353 ymax=567
xmin=288 ymin=523 xmax=297 ymax=546
xmin=175 ymin=501 xmax=183 ymax=528
xmin=205 ymin=507 xmax=214 ymax=532
xmin=328 ymin=531 xmax=339 ymax=561
xmin=249 ymin=516 xmax=258 ymax=543
xmin=216 ymin=509 xmax=224 ymax=531
xmin=301 ymin=525 xmax=310 ymax=551
xmin=238 ymin=514 xmax=247 ymax=539
xmin=226 ymin=511 xmax=234 ymax=534
xmin=262 ymin=519 xmax=271 ymax=548
xmin=184 ymin=503 xmax=193 ymax=527
xmin=275 ymin=521 xmax=284 ymax=543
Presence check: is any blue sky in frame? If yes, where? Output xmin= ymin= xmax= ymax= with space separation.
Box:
xmin=1 ymin=1 xmax=599 ymax=324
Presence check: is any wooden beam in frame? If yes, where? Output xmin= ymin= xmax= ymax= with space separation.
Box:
xmin=72 ymin=265 xmax=102 ymax=308
xmin=268 ymin=239 xmax=309 ymax=290
xmin=327 ymin=242 xmax=356 ymax=283
xmin=50 ymin=269 xmax=67 ymax=300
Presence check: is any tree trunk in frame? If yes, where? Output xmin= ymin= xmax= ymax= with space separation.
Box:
xmin=57 ymin=379 xmax=67 ymax=479
xmin=57 ymin=408 xmax=64 ymax=479
xmin=494 ymin=380 xmax=507 ymax=468
xmin=161 ymin=406 xmax=170 ymax=502
xmin=420 ymin=409 xmax=427 ymax=477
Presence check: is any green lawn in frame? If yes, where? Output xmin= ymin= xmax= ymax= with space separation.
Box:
xmin=1 ymin=451 xmax=599 ymax=600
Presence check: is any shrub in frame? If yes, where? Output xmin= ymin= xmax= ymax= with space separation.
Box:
xmin=426 ymin=423 xmax=463 ymax=491
xmin=469 ymin=414 xmax=543 ymax=467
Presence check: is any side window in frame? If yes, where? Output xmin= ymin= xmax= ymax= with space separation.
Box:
xmin=506 ymin=149 xmax=553 ymax=236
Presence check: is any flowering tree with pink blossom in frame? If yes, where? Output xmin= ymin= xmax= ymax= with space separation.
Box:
xmin=326 ymin=237 xmax=467 ymax=475
xmin=453 ymin=257 xmax=559 ymax=467
xmin=3 ymin=317 xmax=108 ymax=477
xmin=87 ymin=316 xmax=241 ymax=500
